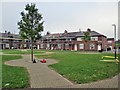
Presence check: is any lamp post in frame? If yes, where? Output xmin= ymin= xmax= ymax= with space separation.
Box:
xmin=112 ymin=24 xmax=116 ymax=59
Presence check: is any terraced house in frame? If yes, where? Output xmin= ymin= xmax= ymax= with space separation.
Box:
xmin=38 ymin=29 xmax=108 ymax=51
xmin=0 ymin=31 xmax=38 ymax=49
xmin=1 ymin=29 xmax=115 ymax=51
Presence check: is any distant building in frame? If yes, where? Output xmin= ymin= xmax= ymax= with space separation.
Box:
xmin=116 ymin=39 xmax=120 ymax=49
xmin=1 ymin=29 xmax=116 ymax=51
xmin=0 ymin=32 xmax=37 ymax=49
xmin=38 ymin=29 xmax=107 ymax=51
xmin=107 ymin=38 xmax=115 ymax=50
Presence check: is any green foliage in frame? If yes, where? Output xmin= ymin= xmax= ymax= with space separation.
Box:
xmin=116 ymin=42 xmax=120 ymax=46
xmin=18 ymin=3 xmax=44 ymax=41
xmin=18 ymin=3 xmax=44 ymax=61
xmin=2 ymin=55 xmax=29 ymax=88
xmin=82 ymin=31 xmax=91 ymax=41
xmin=36 ymin=52 xmax=118 ymax=84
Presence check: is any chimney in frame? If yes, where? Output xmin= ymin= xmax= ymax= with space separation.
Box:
xmin=87 ymin=28 xmax=91 ymax=32
xmin=46 ymin=31 xmax=50 ymax=35
xmin=64 ymin=30 xmax=68 ymax=34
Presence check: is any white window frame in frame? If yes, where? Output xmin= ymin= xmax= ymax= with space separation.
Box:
xmin=108 ymin=41 xmax=112 ymax=43
xmin=47 ymin=44 xmax=50 ymax=48
xmin=77 ymin=37 xmax=82 ymax=41
xmin=90 ymin=43 xmax=95 ymax=49
xmin=58 ymin=44 xmax=61 ymax=49
xmin=65 ymin=44 xmax=69 ymax=48
xmin=24 ymin=44 xmax=26 ymax=47
xmin=91 ymin=37 xmax=98 ymax=41
xmin=79 ymin=44 xmax=84 ymax=49
xmin=41 ymin=44 xmax=43 ymax=48
xmin=6 ymin=44 xmax=9 ymax=48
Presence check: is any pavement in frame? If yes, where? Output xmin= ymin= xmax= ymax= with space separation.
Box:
xmin=5 ymin=55 xmax=73 ymax=88
xmin=4 ymin=54 xmax=119 ymax=88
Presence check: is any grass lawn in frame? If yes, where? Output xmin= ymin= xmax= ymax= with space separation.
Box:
xmin=2 ymin=49 xmax=45 ymax=54
xmin=116 ymin=43 xmax=120 ymax=47
xmin=2 ymin=55 xmax=29 ymax=88
xmin=36 ymin=51 xmax=119 ymax=84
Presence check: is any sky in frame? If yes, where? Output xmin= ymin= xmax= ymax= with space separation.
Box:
xmin=0 ymin=1 xmax=119 ymax=39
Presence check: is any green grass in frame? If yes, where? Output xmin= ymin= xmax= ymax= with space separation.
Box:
xmin=2 ymin=49 xmax=45 ymax=54
xmin=2 ymin=55 xmax=29 ymax=88
xmin=116 ymin=43 xmax=120 ymax=47
xmin=36 ymin=52 xmax=119 ymax=84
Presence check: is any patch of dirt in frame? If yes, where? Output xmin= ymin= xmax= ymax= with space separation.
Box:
xmin=45 ymin=52 xmax=55 ymax=55
xmin=21 ymin=49 xmax=27 ymax=51
xmin=77 ymin=52 xmax=101 ymax=54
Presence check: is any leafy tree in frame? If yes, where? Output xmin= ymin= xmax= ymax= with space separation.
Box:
xmin=82 ymin=30 xmax=91 ymax=51
xmin=19 ymin=31 xmax=26 ymax=49
xmin=82 ymin=31 xmax=91 ymax=41
xmin=18 ymin=3 xmax=44 ymax=61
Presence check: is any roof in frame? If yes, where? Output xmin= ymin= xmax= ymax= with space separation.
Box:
xmin=0 ymin=32 xmax=20 ymax=39
xmin=44 ymin=30 xmax=107 ymax=39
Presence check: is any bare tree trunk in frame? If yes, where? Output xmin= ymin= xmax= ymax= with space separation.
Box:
xmin=31 ymin=39 xmax=33 ymax=61
xmin=84 ymin=41 xmax=87 ymax=51
xmin=86 ymin=41 xmax=87 ymax=51
xmin=22 ymin=40 xmax=24 ymax=50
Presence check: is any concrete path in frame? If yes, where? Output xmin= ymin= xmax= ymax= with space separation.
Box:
xmin=5 ymin=55 xmax=73 ymax=88
xmin=69 ymin=74 xmax=119 ymax=88
xmin=4 ymin=55 xmax=119 ymax=88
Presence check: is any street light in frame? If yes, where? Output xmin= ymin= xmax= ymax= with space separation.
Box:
xmin=112 ymin=24 xmax=116 ymax=59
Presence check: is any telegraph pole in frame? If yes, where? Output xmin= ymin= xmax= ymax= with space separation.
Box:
xmin=112 ymin=24 xmax=116 ymax=59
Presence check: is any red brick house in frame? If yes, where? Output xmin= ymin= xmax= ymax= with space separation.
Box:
xmin=38 ymin=29 xmax=107 ymax=51
xmin=107 ymin=38 xmax=115 ymax=50
xmin=0 ymin=32 xmax=37 ymax=49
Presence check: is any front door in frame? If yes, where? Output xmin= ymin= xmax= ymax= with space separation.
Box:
xmin=37 ymin=45 xmax=40 ymax=49
xmin=74 ymin=44 xmax=77 ymax=51
xmin=98 ymin=44 xmax=101 ymax=51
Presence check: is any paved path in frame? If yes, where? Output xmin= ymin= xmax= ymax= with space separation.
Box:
xmin=69 ymin=74 xmax=119 ymax=88
xmin=5 ymin=55 xmax=73 ymax=88
xmin=5 ymin=55 xmax=119 ymax=88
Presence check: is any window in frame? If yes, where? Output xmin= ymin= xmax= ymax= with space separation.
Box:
xmin=65 ymin=44 xmax=69 ymax=48
xmin=66 ymin=39 xmax=68 ymax=41
xmin=79 ymin=44 xmax=84 ymax=49
xmin=90 ymin=43 xmax=95 ymax=49
xmin=91 ymin=37 xmax=98 ymax=41
xmin=53 ymin=36 xmax=55 ymax=38
xmin=41 ymin=44 xmax=43 ymax=48
xmin=77 ymin=37 xmax=82 ymax=41
xmin=6 ymin=44 xmax=9 ymax=48
xmin=108 ymin=41 xmax=112 ymax=43
xmin=47 ymin=44 xmax=50 ymax=48
xmin=24 ymin=44 xmax=26 ymax=47
xmin=58 ymin=44 xmax=61 ymax=49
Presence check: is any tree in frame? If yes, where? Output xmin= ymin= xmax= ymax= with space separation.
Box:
xmin=18 ymin=3 xmax=44 ymax=61
xmin=82 ymin=30 xmax=91 ymax=51
xmin=19 ymin=31 xmax=26 ymax=49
